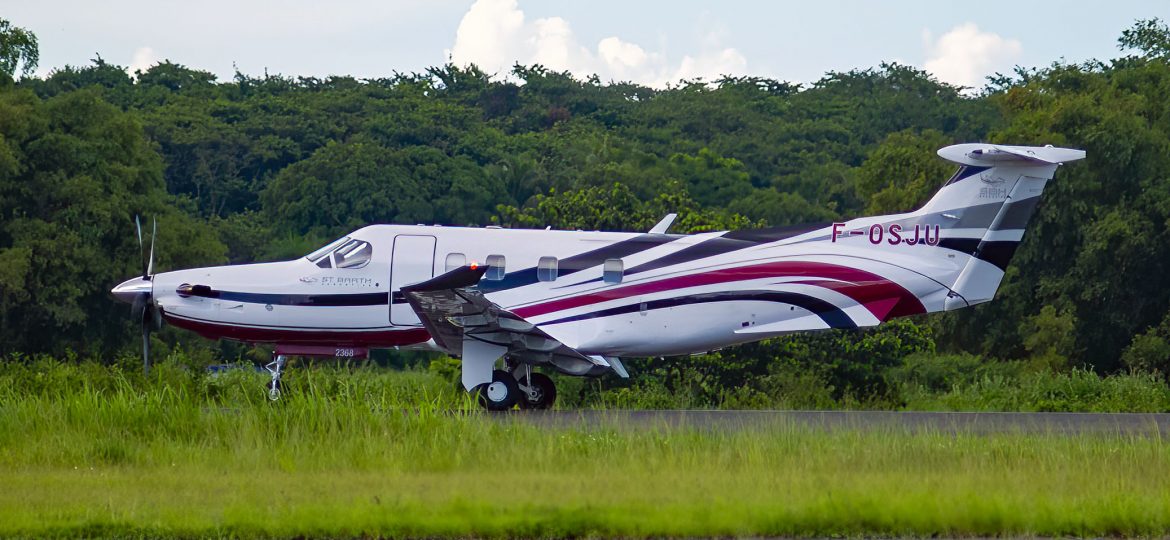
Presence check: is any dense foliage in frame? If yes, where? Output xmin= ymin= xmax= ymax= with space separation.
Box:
xmin=3 ymin=18 xmax=1170 ymax=400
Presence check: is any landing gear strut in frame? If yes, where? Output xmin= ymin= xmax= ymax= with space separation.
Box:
xmin=265 ymin=354 xmax=287 ymax=401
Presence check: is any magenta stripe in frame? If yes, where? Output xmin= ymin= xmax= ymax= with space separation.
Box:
xmin=512 ymin=261 xmax=924 ymax=320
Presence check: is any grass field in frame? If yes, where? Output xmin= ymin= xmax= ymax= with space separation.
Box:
xmin=2 ymin=360 xmax=1169 ymax=538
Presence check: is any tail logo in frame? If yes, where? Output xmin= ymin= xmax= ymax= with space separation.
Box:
xmin=979 ymin=170 xmax=1008 ymax=184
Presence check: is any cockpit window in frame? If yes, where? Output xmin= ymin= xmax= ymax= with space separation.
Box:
xmin=306 ymin=236 xmax=350 ymax=262
xmin=333 ymin=240 xmax=372 ymax=269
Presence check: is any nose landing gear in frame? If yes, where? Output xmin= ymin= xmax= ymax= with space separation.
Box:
xmin=265 ymin=354 xmax=287 ymax=401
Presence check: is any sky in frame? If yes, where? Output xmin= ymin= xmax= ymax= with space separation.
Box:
xmin=5 ymin=0 xmax=1169 ymax=89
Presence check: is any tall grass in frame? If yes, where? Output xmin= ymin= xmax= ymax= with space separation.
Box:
xmin=1 ymin=358 xmax=1169 ymax=537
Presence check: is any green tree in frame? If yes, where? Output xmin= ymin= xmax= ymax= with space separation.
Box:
xmin=1119 ymin=18 xmax=1170 ymax=59
xmin=496 ymin=182 xmax=754 ymax=233
xmin=854 ymin=129 xmax=954 ymax=214
xmin=0 ymin=19 xmax=38 ymax=80
xmin=1121 ymin=311 xmax=1170 ymax=379
xmin=0 ymin=87 xmax=224 ymax=354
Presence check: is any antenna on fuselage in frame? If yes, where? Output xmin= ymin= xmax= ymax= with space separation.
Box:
xmin=648 ymin=213 xmax=677 ymax=234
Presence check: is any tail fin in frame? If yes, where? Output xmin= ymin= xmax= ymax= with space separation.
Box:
xmin=920 ymin=144 xmax=1085 ymax=309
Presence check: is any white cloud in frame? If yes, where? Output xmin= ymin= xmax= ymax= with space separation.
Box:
xmin=446 ymin=0 xmax=747 ymax=87
xmin=128 ymin=46 xmax=158 ymax=74
xmin=674 ymin=48 xmax=747 ymax=82
xmin=447 ymin=0 xmax=524 ymax=72
xmin=923 ymin=23 xmax=1022 ymax=90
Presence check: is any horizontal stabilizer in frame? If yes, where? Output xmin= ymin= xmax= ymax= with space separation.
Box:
xmin=938 ymin=144 xmax=1086 ymax=166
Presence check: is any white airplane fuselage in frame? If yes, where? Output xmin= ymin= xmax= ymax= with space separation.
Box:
xmin=139 ymin=223 xmax=952 ymax=358
xmin=110 ymin=144 xmax=1086 ymax=406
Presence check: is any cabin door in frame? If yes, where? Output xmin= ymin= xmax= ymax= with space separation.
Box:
xmin=389 ymin=235 xmax=436 ymax=326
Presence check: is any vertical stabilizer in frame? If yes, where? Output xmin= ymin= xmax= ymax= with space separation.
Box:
xmin=925 ymin=144 xmax=1085 ymax=309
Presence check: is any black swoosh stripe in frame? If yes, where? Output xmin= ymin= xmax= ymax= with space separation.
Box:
xmin=538 ymin=290 xmax=856 ymax=329
xmin=476 ymin=233 xmax=683 ymax=293
xmin=992 ymin=196 xmax=1041 ymax=230
xmin=623 ymin=237 xmax=753 ymax=276
xmin=937 ymin=237 xmax=981 ymax=254
xmin=184 ymin=289 xmax=389 ymax=307
xmin=972 ymin=241 xmax=1021 ymax=271
xmin=625 ymin=222 xmax=829 ymax=276
xmin=721 ymin=222 xmax=831 ymax=243
xmin=936 ymin=238 xmax=1021 ymax=271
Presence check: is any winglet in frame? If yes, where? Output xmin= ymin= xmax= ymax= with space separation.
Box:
xmin=649 ymin=213 xmax=677 ymax=234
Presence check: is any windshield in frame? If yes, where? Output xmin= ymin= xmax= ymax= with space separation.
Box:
xmin=333 ymin=239 xmax=372 ymax=269
xmin=305 ymin=236 xmax=350 ymax=262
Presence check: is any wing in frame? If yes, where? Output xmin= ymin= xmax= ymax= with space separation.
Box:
xmin=401 ymin=265 xmax=612 ymax=388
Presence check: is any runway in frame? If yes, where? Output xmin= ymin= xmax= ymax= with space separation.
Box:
xmin=500 ymin=410 xmax=1170 ymax=434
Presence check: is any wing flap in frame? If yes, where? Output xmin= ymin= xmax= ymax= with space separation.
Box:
xmin=401 ymin=266 xmax=608 ymax=376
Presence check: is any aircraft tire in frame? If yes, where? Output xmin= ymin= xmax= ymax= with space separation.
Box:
xmin=477 ymin=370 xmax=520 ymax=411
xmin=266 ymin=379 xmax=283 ymax=401
xmin=518 ymin=372 xmax=556 ymax=409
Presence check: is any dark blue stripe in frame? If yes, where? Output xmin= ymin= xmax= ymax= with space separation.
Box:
xmin=539 ymin=290 xmax=856 ymax=329
xmin=943 ymin=165 xmax=991 ymax=186
xmin=186 ymin=289 xmax=389 ymax=307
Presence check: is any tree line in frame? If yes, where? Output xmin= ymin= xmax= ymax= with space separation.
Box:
xmin=2 ymin=18 xmax=1170 ymax=393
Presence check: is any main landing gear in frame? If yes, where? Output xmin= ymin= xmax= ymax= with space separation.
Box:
xmin=475 ymin=365 xmax=557 ymax=411
xmin=265 ymin=354 xmax=287 ymax=401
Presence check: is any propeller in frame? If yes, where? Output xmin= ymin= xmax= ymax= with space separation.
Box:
xmin=129 ymin=215 xmax=162 ymax=375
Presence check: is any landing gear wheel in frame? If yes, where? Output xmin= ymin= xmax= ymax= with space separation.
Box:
xmin=266 ymin=379 xmax=282 ymax=401
xmin=477 ymin=370 xmax=520 ymax=411
xmin=265 ymin=354 xmax=287 ymax=401
xmin=517 ymin=372 xmax=557 ymax=410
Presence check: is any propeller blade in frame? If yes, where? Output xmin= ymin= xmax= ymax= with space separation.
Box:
xmin=147 ymin=217 xmax=156 ymax=277
xmin=131 ymin=291 xmax=146 ymax=319
xmin=142 ymin=321 xmax=151 ymax=376
xmin=135 ymin=215 xmax=147 ymax=279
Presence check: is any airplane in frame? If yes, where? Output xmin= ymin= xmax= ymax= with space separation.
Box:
xmin=111 ymin=143 xmax=1085 ymax=410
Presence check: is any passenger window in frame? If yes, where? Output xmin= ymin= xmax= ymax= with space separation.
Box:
xmin=445 ymin=252 xmax=466 ymax=272
xmin=333 ymin=240 xmax=372 ymax=269
xmin=485 ymin=254 xmax=506 ymax=280
xmin=538 ymin=256 xmax=558 ymax=282
xmin=603 ymin=258 xmax=623 ymax=284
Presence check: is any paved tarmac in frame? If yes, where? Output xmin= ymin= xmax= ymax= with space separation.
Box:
xmin=499 ymin=410 xmax=1170 ymax=435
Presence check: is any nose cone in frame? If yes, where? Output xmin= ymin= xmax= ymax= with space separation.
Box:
xmin=111 ymin=277 xmax=153 ymax=304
